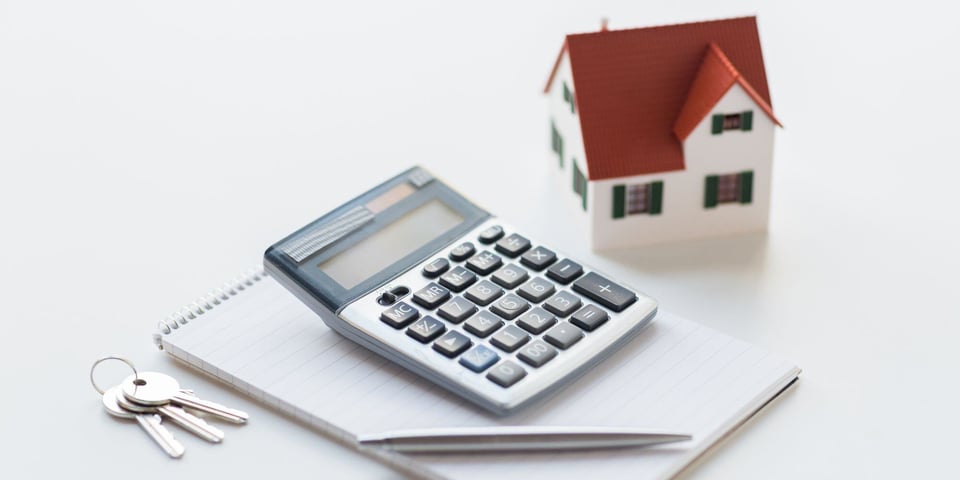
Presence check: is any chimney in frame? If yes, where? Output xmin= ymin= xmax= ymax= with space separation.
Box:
xmin=600 ymin=18 xmax=609 ymax=31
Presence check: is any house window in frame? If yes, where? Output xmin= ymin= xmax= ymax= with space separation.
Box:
xmin=704 ymin=171 xmax=754 ymax=208
xmin=711 ymin=110 xmax=754 ymax=134
xmin=562 ymin=82 xmax=576 ymax=114
xmin=550 ymin=121 xmax=564 ymax=167
xmin=572 ymin=162 xmax=587 ymax=211
xmin=611 ymin=181 xmax=663 ymax=218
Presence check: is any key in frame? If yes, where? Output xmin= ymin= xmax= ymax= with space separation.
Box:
xmin=439 ymin=266 xmax=477 ymax=292
xmin=101 ymin=386 xmax=185 ymax=458
xmin=448 ymin=242 xmax=476 ymax=262
xmin=489 ymin=325 xmax=530 ymax=352
xmin=121 ymin=372 xmax=249 ymax=424
xmin=543 ymin=291 xmax=582 ymax=317
xmin=437 ymin=296 xmax=477 ymax=323
xmin=517 ymin=340 xmax=558 ymax=368
xmin=458 ymin=345 xmax=500 ymax=373
xmin=572 ymin=272 xmax=638 ymax=312
xmin=486 ymin=361 xmax=527 ymax=388
xmin=546 ymin=258 xmax=584 ymax=284
xmin=517 ymin=277 xmax=556 ymax=303
xmin=570 ymin=304 xmax=609 ymax=331
xmin=516 ymin=307 xmax=557 ymax=334
xmin=520 ymin=246 xmax=557 ymax=271
xmin=490 ymin=294 xmax=530 ymax=320
xmin=544 ymin=322 xmax=584 ymax=350
xmin=466 ymin=250 xmax=503 ymax=275
xmin=421 ymin=258 xmax=450 ymax=278
xmin=432 ymin=331 xmax=472 ymax=358
xmin=491 ymin=264 xmax=529 ymax=289
xmin=478 ymin=225 xmax=504 ymax=244
xmin=464 ymin=280 xmax=503 ymax=306
xmin=412 ymin=283 xmax=451 ymax=309
xmin=406 ymin=315 xmax=446 ymax=343
xmin=495 ymin=233 xmax=532 ymax=257
xmin=115 ymin=389 xmax=224 ymax=443
xmin=380 ymin=301 xmax=419 ymax=328
xmin=462 ymin=310 xmax=504 ymax=338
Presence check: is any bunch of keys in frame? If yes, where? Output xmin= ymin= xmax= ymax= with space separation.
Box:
xmin=91 ymin=356 xmax=249 ymax=458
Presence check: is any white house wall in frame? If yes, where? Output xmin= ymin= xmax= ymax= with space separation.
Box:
xmin=546 ymin=50 xmax=592 ymax=226
xmin=589 ymin=83 xmax=776 ymax=250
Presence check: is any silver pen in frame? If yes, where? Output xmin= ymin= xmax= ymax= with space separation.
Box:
xmin=357 ymin=426 xmax=692 ymax=453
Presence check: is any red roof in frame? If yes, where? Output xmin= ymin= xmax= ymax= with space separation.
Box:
xmin=544 ymin=17 xmax=778 ymax=180
xmin=674 ymin=43 xmax=781 ymax=141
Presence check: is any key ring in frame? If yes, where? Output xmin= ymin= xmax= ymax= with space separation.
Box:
xmin=90 ymin=355 xmax=138 ymax=396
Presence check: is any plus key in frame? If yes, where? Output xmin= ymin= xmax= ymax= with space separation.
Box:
xmin=572 ymin=272 xmax=637 ymax=312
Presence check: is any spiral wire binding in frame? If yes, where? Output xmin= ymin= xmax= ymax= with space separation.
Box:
xmin=153 ymin=268 xmax=267 ymax=349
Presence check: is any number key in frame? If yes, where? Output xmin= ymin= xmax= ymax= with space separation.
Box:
xmin=486 ymin=361 xmax=527 ymax=388
xmin=517 ymin=340 xmax=558 ymax=368
xmin=543 ymin=291 xmax=582 ymax=317
xmin=489 ymin=325 xmax=530 ymax=352
xmin=490 ymin=294 xmax=530 ymax=320
xmin=491 ymin=264 xmax=529 ymax=289
xmin=464 ymin=280 xmax=503 ymax=306
xmin=463 ymin=310 xmax=504 ymax=338
xmin=437 ymin=296 xmax=477 ymax=324
xmin=517 ymin=277 xmax=556 ymax=303
xmin=516 ymin=307 xmax=557 ymax=334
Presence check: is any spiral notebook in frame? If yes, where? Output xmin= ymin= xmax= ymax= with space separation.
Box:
xmin=153 ymin=269 xmax=799 ymax=480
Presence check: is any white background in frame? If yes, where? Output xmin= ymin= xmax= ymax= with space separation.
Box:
xmin=2 ymin=1 xmax=958 ymax=478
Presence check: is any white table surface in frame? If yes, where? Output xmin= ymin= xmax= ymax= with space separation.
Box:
xmin=3 ymin=1 xmax=958 ymax=478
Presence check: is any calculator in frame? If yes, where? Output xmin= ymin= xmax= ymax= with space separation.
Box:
xmin=264 ymin=167 xmax=658 ymax=415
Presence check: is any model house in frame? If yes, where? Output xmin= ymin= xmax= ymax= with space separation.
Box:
xmin=544 ymin=16 xmax=781 ymax=250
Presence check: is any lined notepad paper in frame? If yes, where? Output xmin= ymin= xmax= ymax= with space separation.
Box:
xmin=157 ymin=274 xmax=799 ymax=480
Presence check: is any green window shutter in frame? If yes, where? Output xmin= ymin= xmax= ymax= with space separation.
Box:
xmin=563 ymin=82 xmax=571 ymax=102
xmin=570 ymin=96 xmax=576 ymax=114
xmin=551 ymin=122 xmax=558 ymax=153
xmin=649 ymin=181 xmax=663 ymax=215
xmin=711 ymin=114 xmax=724 ymax=134
xmin=580 ymin=177 xmax=587 ymax=211
xmin=558 ymin=136 xmax=564 ymax=167
xmin=572 ymin=163 xmax=580 ymax=193
xmin=704 ymin=175 xmax=719 ymax=208
xmin=739 ymin=171 xmax=754 ymax=204
xmin=612 ymin=185 xmax=625 ymax=219
xmin=741 ymin=111 xmax=753 ymax=131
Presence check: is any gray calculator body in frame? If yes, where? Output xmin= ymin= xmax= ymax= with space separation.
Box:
xmin=264 ymin=167 xmax=658 ymax=415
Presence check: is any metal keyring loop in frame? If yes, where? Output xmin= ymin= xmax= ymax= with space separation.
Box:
xmin=90 ymin=355 xmax=138 ymax=396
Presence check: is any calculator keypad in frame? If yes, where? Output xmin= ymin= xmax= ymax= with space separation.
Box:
xmin=376 ymin=222 xmax=642 ymax=396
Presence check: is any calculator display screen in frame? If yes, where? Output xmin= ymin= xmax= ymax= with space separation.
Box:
xmin=317 ymin=200 xmax=463 ymax=289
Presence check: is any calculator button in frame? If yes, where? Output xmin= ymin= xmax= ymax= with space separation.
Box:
xmin=405 ymin=316 xmax=446 ymax=343
xmin=458 ymin=345 xmax=500 ymax=373
xmin=380 ymin=301 xmax=420 ymax=328
xmin=572 ymin=272 xmax=638 ymax=312
xmin=486 ymin=361 xmax=527 ymax=388
xmin=439 ymin=266 xmax=477 ymax=292
xmin=465 ymin=250 xmax=503 ymax=275
xmin=489 ymin=325 xmax=530 ymax=352
xmin=436 ymin=296 xmax=478 ymax=324
xmin=412 ymin=283 xmax=451 ymax=309
xmin=478 ymin=225 xmax=505 ymax=244
xmin=463 ymin=310 xmax=504 ymax=337
xmin=517 ymin=340 xmax=558 ymax=368
xmin=449 ymin=242 xmax=476 ymax=262
xmin=517 ymin=277 xmax=556 ymax=303
xmin=490 ymin=294 xmax=530 ymax=320
xmin=464 ymin=280 xmax=504 ymax=306
xmin=491 ymin=264 xmax=529 ymax=289
xmin=520 ymin=246 xmax=557 ymax=271
xmin=516 ymin=307 xmax=557 ymax=334
xmin=495 ymin=233 xmax=531 ymax=258
xmin=544 ymin=322 xmax=584 ymax=350
xmin=570 ymin=304 xmax=609 ymax=331
xmin=546 ymin=259 xmax=584 ymax=284
xmin=543 ymin=291 xmax=582 ymax=317
xmin=421 ymin=258 xmax=450 ymax=278
xmin=432 ymin=331 xmax=472 ymax=358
